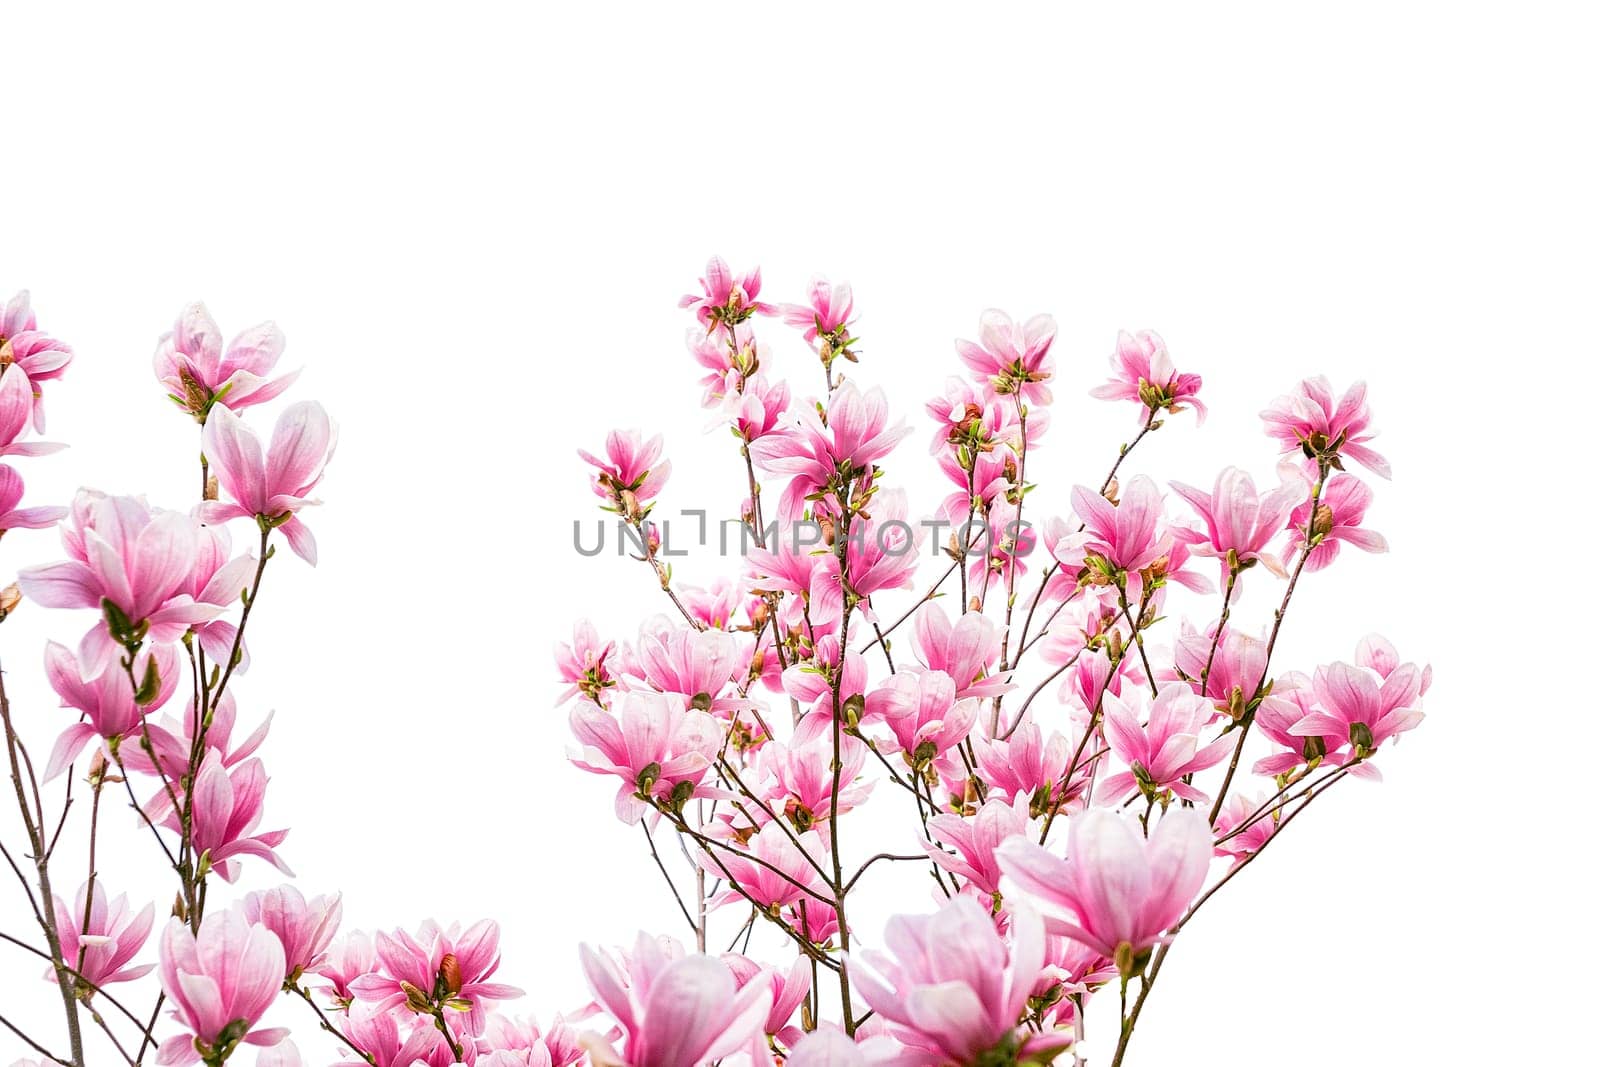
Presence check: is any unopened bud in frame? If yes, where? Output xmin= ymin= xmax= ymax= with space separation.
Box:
xmin=204 ymin=474 xmax=219 ymax=502
xmin=1103 ymin=479 xmax=1120 ymax=506
xmin=0 ymin=583 xmax=20 ymax=621
xmin=1311 ymin=504 xmax=1335 ymax=541
xmin=438 ymin=953 xmax=463 ymax=996
xmin=817 ymin=515 xmax=836 ymax=547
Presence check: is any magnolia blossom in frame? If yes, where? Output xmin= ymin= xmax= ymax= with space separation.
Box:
xmin=872 ymin=670 xmax=977 ymax=765
xmin=849 ymin=896 xmax=1050 ymax=1064
xmin=1168 ymin=620 xmax=1270 ymax=720
xmin=41 ymin=640 xmax=181 ymax=781
xmin=913 ymin=604 xmax=1011 ymax=700
xmin=999 ymin=808 xmax=1210 ymax=969
xmin=156 ymin=909 xmax=289 ymax=1065
xmin=721 ymin=954 xmax=812 ymax=1042
xmin=555 ymin=621 xmax=627 ymax=706
xmin=700 ymin=828 xmax=832 ymax=916
xmin=579 ymin=933 xmax=772 ymax=1067
xmin=1 ymin=289 xmax=74 ymax=429
xmin=153 ymin=303 xmax=300 ymax=423
xmin=1089 ymin=329 xmax=1204 ymax=423
xmin=748 ymin=381 xmax=911 ymax=519
xmin=578 ymin=430 xmax=671 ymax=515
xmin=679 ymin=255 xmax=776 ymax=331
xmin=1213 ymin=793 xmax=1278 ymax=865
xmin=569 ymin=692 xmax=725 ymax=824
xmin=926 ymin=795 xmax=1031 ymax=899
xmin=242 ymin=885 xmax=342 ymax=982
xmin=174 ymin=751 xmax=293 ymax=882
xmin=1261 ymin=376 xmax=1390 ymax=479
xmin=16 ymin=493 xmax=224 ymax=674
xmin=780 ymin=275 xmax=855 ymax=346
xmin=201 ymin=401 xmax=337 ymax=565
xmin=1100 ymin=683 xmax=1233 ymax=804
xmin=972 ymin=714 xmax=1085 ymax=815
xmin=51 ymin=881 xmax=156 ymax=992
xmin=1288 ymin=474 xmax=1388 ymax=571
xmin=1289 ymin=658 xmax=1426 ymax=761
xmin=1170 ymin=464 xmax=1309 ymax=578
xmin=632 ymin=624 xmax=742 ymax=716
xmin=1055 ymin=475 xmax=1170 ymax=577
xmin=755 ymin=726 xmax=872 ymax=830
xmin=955 ymin=309 xmax=1057 ymax=404
xmin=350 ymin=919 xmax=523 ymax=1022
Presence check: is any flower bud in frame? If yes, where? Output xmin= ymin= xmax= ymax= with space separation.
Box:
xmin=0 ymin=583 xmax=20 ymax=622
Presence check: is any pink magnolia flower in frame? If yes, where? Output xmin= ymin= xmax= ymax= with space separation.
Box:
xmin=1089 ymin=329 xmax=1205 ymax=423
xmin=780 ymin=277 xmax=855 ymax=346
xmin=569 ymin=692 xmax=725 ymax=824
xmin=315 ymin=930 xmax=375 ymax=1007
xmin=50 ymin=881 xmax=156 ymax=992
xmin=818 ymin=490 xmax=923 ymax=607
xmin=785 ymin=1027 xmax=905 ymax=1067
xmin=579 ymin=933 xmax=772 ymax=1067
xmin=173 ymin=751 xmax=292 ymax=882
xmin=873 ymin=670 xmax=978 ymax=766
xmin=1100 ymin=683 xmax=1233 ymax=804
xmin=128 ymin=693 xmax=272 ymax=816
xmin=754 ymin=726 xmax=872 ymax=831
xmin=332 ymin=1004 xmax=439 ymax=1067
xmin=849 ymin=896 xmax=1049 ymax=1065
xmin=154 ymin=303 xmax=300 ymax=422
xmin=0 ymin=464 xmax=65 ymax=532
xmin=998 ymin=807 xmax=1210 ymax=970
xmin=1 ymin=290 xmax=74 ymax=430
xmin=674 ymin=578 xmax=747 ymax=632
xmin=721 ymin=954 xmax=812 ymax=1042
xmin=972 ymin=713 xmax=1086 ymax=816
xmin=1288 ymin=474 xmax=1388 ymax=571
xmin=679 ymin=256 xmax=776 ymax=331
xmin=241 ymin=885 xmax=342 ymax=983
xmin=1252 ymin=677 xmax=1346 ymax=779
xmin=955 ymin=310 xmax=1058 ymax=405
xmin=578 ymin=430 xmax=671 ymax=517
xmin=632 ymin=625 xmax=741 ymax=716
xmin=1261 ymin=377 xmax=1390 ymax=479
xmin=748 ymin=381 xmax=911 ymax=518
xmin=41 ymin=639 xmax=180 ymax=781
xmin=183 ymin=522 xmax=259 ymax=671
xmin=555 ymin=621 xmax=628 ymax=706
xmin=783 ymin=638 xmax=869 ymax=720
xmin=484 ymin=1013 xmax=585 ymax=1067
xmin=728 ymin=373 xmax=791 ymax=442
xmin=1289 ymin=658 xmax=1426 ymax=760
xmin=351 ymin=919 xmax=523 ymax=1022
xmin=1168 ymin=620 xmax=1270 ymax=720
xmin=1212 ymin=792 xmax=1278 ymax=865
xmin=913 ymin=604 xmax=1011 ymax=701
xmin=16 ymin=493 xmax=224 ymax=674
xmin=1055 ymin=475 xmax=1170 ymax=577
xmin=156 ymin=908 xmax=289 ymax=1065
xmin=1170 ymin=465 xmax=1309 ymax=578
xmin=200 ymin=401 xmax=337 ymax=565
xmin=700 ymin=827 xmax=832 ymax=916
xmin=926 ymin=795 xmax=1032 ymax=899
xmin=0 ymin=362 xmax=65 ymax=457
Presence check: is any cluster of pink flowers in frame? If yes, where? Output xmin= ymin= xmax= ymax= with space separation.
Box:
xmin=0 ymin=264 xmax=1426 ymax=1067
xmin=557 ymin=257 xmax=1429 ymax=1067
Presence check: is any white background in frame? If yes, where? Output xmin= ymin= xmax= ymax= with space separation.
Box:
xmin=4 ymin=3 xmax=1596 ymax=1065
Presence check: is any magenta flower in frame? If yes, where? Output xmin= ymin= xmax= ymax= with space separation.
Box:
xmin=873 ymin=670 xmax=977 ymax=766
xmin=579 ymin=933 xmax=773 ymax=1067
xmin=926 ymin=796 xmax=1032 ymax=899
xmin=155 ymin=909 xmax=289 ymax=1065
xmin=1168 ymin=620 xmax=1270 ymax=720
xmin=1288 ymin=474 xmax=1388 ymax=571
xmin=912 ymin=604 xmax=1011 ymax=701
xmin=1261 ymin=376 xmax=1390 ymax=479
xmin=578 ymin=430 xmax=671 ymax=519
xmin=818 ymin=489 xmax=923 ymax=607
xmin=972 ymin=713 xmax=1084 ymax=815
xmin=780 ymin=276 xmax=855 ymax=346
xmin=1252 ymin=677 xmax=1344 ymax=779
xmin=721 ymin=954 xmax=812 ymax=1042
xmin=555 ymin=620 xmax=627 ymax=706
xmin=0 ymin=463 xmax=65 ymax=532
xmin=1056 ymin=475 xmax=1170 ymax=576
xmin=154 ymin=303 xmax=300 ymax=422
xmin=1100 ymin=683 xmax=1233 ymax=804
xmin=314 ymin=931 xmax=375 ymax=1007
xmin=1089 ymin=329 xmax=1204 ymax=423
xmin=679 ymin=256 xmax=776 ymax=331
xmin=728 ymin=373 xmax=791 ymax=442
xmin=1289 ymin=659 xmax=1426 ymax=761
xmin=749 ymin=381 xmax=911 ymax=518
xmin=332 ymin=1004 xmax=438 ymax=1067
xmin=174 ymin=751 xmax=292 ymax=883
xmin=849 ymin=896 xmax=1048 ymax=1065
xmin=241 ymin=885 xmax=342 ymax=983
xmin=351 ymin=919 xmax=523 ymax=1022
xmin=955 ymin=309 xmax=1058 ymax=405
xmin=702 ymin=827 xmax=832 ymax=916
xmin=50 ymin=881 xmax=156 ymax=993
xmin=1213 ymin=792 xmax=1278 ymax=865
xmin=998 ymin=808 xmax=1210 ymax=970
xmin=200 ymin=401 xmax=336 ymax=565
xmin=633 ymin=625 xmax=741 ymax=716
xmin=184 ymin=522 xmax=260 ymax=671
xmin=128 ymin=693 xmax=272 ymax=818
xmin=16 ymin=493 xmax=224 ymax=674
xmin=0 ymin=362 xmax=65 ymax=457
xmin=754 ymin=728 xmax=872 ymax=830
xmin=1170 ymin=465 xmax=1309 ymax=578
xmin=569 ymin=692 xmax=725 ymax=824
xmin=41 ymin=639 xmax=181 ymax=781
xmin=1 ymin=290 xmax=74 ymax=430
